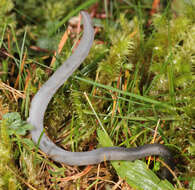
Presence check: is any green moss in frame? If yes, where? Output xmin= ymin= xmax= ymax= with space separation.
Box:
xmin=1 ymin=0 xmax=195 ymax=189
xmin=97 ymin=14 xmax=136 ymax=85
xmin=0 ymin=119 xmax=21 ymax=190
xmin=0 ymin=0 xmax=15 ymax=34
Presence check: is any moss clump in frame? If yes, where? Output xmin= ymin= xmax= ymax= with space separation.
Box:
xmin=0 ymin=0 xmax=15 ymax=34
xmin=0 ymin=119 xmax=21 ymax=190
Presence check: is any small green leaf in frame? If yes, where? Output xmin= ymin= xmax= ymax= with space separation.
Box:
xmin=20 ymin=138 xmax=35 ymax=150
xmin=2 ymin=112 xmax=21 ymax=123
xmin=2 ymin=112 xmax=33 ymax=136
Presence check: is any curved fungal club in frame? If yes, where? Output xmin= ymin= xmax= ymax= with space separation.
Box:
xmin=28 ymin=11 xmax=174 ymax=179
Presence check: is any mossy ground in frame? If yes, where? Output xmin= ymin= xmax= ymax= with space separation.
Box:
xmin=0 ymin=0 xmax=194 ymax=189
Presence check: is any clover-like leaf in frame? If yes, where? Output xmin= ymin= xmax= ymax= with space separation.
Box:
xmin=2 ymin=112 xmax=33 ymax=136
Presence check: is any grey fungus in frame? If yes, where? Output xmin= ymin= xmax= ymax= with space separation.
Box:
xmin=28 ymin=11 xmax=174 ymax=179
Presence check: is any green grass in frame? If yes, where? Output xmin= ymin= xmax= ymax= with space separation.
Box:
xmin=0 ymin=0 xmax=195 ymax=189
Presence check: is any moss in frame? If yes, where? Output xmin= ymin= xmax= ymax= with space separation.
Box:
xmin=0 ymin=0 xmax=16 ymax=34
xmin=0 ymin=119 xmax=21 ymax=190
xmin=97 ymin=14 xmax=137 ymax=85
xmin=1 ymin=0 xmax=195 ymax=189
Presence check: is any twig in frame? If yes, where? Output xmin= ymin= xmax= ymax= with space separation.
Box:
xmin=55 ymin=165 xmax=93 ymax=182
xmin=157 ymin=158 xmax=182 ymax=189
